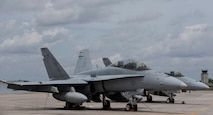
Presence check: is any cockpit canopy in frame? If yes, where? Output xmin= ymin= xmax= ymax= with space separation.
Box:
xmin=166 ymin=71 xmax=184 ymax=77
xmin=108 ymin=59 xmax=151 ymax=71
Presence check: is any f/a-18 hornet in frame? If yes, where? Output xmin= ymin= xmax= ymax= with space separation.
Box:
xmin=102 ymin=58 xmax=209 ymax=104
xmin=3 ymin=48 xmax=187 ymax=111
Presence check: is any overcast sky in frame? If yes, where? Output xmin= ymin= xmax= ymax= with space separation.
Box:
xmin=0 ymin=0 xmax=213 ymax=81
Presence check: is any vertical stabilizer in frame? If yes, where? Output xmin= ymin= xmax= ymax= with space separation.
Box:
xmin=102 ymin=58 xmax=112 ymax=67
xmin=41 ymin=48 xmax=70 ymax=80
xmin=74 ymin=49 xmax=92 ymax=74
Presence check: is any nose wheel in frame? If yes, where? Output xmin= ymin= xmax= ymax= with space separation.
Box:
xmin=166 ymin=93 xmax=175 ymax=103
xmin=125 ymin=96 xmax=138 ymax=111
xmin=125 ymin=103 xmax=137 ymax=111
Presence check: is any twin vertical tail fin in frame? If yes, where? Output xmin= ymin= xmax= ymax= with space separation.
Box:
xmin=102 ymin=58 xmax=112 ymax=67
xmin=41 ymin=48 xmax=70 ymax=80
xmin=74 ymin=49 xmax=92 ymax=74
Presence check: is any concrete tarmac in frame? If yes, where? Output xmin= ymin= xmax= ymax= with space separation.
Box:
xmin=0 ymin=91 xmax=213 ymax=115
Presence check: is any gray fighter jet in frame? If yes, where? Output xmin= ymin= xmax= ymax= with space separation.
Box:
xmin=3 ymin=48 xmax=187 ymax=111
xmin=166 ymin=71 xmax=209 ymax=90
xmin=161 ymin=71 xmax=209 ymax=103
xmin=102 ymin=58 xmax=209 ymax=103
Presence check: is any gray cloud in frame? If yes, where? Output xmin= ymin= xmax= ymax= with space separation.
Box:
xmin=1 ymin=0 xmax=213 ymax=81
xmin=144 ymin=24 xmax=213 ymax=58
xmin=0 ymin=26 xmax=72 ymax=54
xmin=0 ymin=0 xmax=46 ymax=12
xmin=118 ymin=12 xmax=162 ymax=24
xmin=35 ymin=0 xmax=125 ymax=26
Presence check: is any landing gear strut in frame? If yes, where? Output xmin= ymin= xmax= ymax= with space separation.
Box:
xmin=146 ymin=94 xmax=152 ymax=102
xmin=65 ymin=102 xmax=74 ymax=109
xmin=102 ymin=94 xmax=111 ymax=110
xmin=125 ymin=96 xmax=138 ymax=111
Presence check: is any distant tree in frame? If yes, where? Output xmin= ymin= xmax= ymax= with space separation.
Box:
xmin=209 ymin=78 xmax=213 ymax=84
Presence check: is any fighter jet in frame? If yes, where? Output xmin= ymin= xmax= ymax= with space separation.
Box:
xmin=102 ymin=58 xmax=209 ymax=103
xmin=3 ymin=48 xmax=187 ymax=111
xmin=161 ymin=71 xmax=210 ymax=103
xmin=166 ymin=71 xmax=209 ymax=91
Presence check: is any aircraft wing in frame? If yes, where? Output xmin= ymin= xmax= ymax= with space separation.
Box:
xmin=7 ymin=79 xmax=87 ymax=86
xmin=4 ymin=74 xmax=143 ymax=93
xmin=4 ymin=78 xmax=88 ymax=93
xmin=6 ymin=74 xmax=142 ymax=86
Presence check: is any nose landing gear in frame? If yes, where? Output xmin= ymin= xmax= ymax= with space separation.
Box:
xmin=125 ymin=96 xmax=138 ymax=111
xmin=166 ymin=94 xmax=175 ymax=103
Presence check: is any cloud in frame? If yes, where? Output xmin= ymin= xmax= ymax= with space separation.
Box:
xmin=1 ymin=0 xmax=213 ymax=81
xmin=109 ymin=53 xmax=123 ymax=62
xmin=36 ymin=8 xmax=82 ymax=26
xmin=170 ymin=10 xmax=205 ymax=26
xmin=0 ymin=26 xmax=72 ymax=54
xmin=35 ymin=0 xmax=126 ymax=26
xmin=0 ymin=30 xmax=42 ymax=54
xmin=119 ymin=12 xmax=162 ymax=24
xmin=42 ymin=27 xmax=71 ymax=46
xmin=0 ymin=20 xmax=18 ymax=38
xmin=144 ymin=24 xmax=213 ymax=58
xmin=0 ymin=0 xmax=46 ymax=12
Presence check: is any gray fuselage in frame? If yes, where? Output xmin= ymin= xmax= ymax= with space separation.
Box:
xmin=77 ymin=67 xmax=186 ymax=93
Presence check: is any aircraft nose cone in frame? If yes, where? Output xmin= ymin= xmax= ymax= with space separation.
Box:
xmin=197 ymin=82 xmax=210 ymax=89
xmin=204 ymin=84 xmax=210 ymax=89
xmin=180 ymin=82 xmax=187 ymax=89
xmin=164 ymin=77 xmax=187 ymax=90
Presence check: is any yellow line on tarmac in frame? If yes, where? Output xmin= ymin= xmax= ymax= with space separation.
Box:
xmin=189 ymin=107 xmax=208 ymax=115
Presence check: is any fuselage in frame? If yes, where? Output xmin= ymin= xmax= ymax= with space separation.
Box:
xmin=175 ymin=76 xmax=209 ymax=90
xmin=77 ymin=66 xmax=187 ymax=92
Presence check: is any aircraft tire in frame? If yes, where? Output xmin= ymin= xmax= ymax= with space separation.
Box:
xmin=125 ymin=104 xmax=132 ymax=111
xmin=166 ymin=98 xmax=175 ymax=103
xmin=166 ymin=98 xmax=170 ymax=103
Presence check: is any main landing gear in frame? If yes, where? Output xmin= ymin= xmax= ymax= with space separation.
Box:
xmin=102 ymin=94 xmax=138 ymax=111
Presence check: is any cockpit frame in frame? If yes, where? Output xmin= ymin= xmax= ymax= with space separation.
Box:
xmin=109 ymin=59 xmax=151 ymax=71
